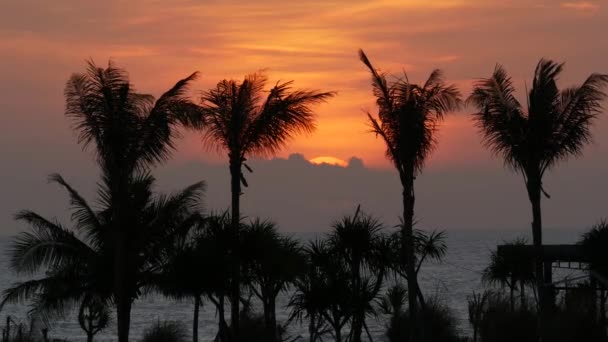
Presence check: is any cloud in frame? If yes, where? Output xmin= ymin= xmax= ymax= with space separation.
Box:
xmin=561 ymin=1 xmax=600 ymax=11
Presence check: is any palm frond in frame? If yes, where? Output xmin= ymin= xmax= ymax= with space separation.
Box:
xmin=48 ymin=174 xmax=102 ymax=244
xmin=243 ymin=82 xmax=334 ymax=157
xmin=359 ymin=49 xmax=394 ymax=113
xmin=541 ymin=73 xmax=608 ymax=173
xmin=468 ymin=64 xmax=526 ymax=171
xmin=12 ymin=211 xmax=94 ymax=274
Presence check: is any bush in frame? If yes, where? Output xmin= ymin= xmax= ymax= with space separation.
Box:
xmin=544 ymin=286 xmax=605 ymax=342
xmin=386 ymin=299 xmax=461 ymax=342
xmin=478 ymin=293 xmax=536 ymax=342
xmin=141 ymin=321 xmax=187 ymax=342
xmin=475 ymin=287 xmax=607 ymax=342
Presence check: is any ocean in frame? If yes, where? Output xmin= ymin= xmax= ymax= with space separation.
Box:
xmin=0 ymin=229 xmax=588 ymax=341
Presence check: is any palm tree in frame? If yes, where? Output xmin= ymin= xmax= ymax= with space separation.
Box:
xmin=287 ymin=269 xmax=331 ymax=342
xmin=580 ymin=220 xmax=608 ymax=334
xmin=359 ymin=48 xmax=462 ymax=340
xmin=198 ymin=212 xmax=239 ymax=342
xmin=64 ymin=60 xmax=200 ymax=342
xmin=468 ymin=60 xmax=608 ymax=327
xmin=483 ymin=238 xmax=535 ymax=311
xmin=191 ymin=72 xmax=334 ymax=331
xmin=0 ymin=174 xmax=204 ymax=342
xmin=156 ymin=222 xmax=209 ymax=342
xmin=78 ymin=297 xmax=110 ymax=342
xmin=467 ymin=291 xmax=490 ymax=342
xmin=328 ymin=207 xmax=388 ymax=342
xmin=289 ymin=240 xmax=352 ymax=342
xmin=241 ymin=219 xmax=305 ymax=342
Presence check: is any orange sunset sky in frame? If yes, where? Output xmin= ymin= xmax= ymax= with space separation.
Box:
xmin=2 ymin=0 xmax=607 ymax=168
xmin=1 ymin=0 xmax=608 ymax=232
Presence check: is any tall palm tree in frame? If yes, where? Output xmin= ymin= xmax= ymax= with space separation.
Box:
xmin=0 ymin=174 xmax=204 ymax=341
xmin=64 ymin=60 xmax=199 ymax=342
xmin=192 ymin=72 xmax=334 ymax=331
xmin=468 ymin=60 xmax=608 ymax=329
xmin=359 ymin=49 xmax=462 ymax=339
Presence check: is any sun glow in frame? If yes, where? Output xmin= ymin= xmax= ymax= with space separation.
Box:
xmin=309 ymin=156 xmax=349 ymax=167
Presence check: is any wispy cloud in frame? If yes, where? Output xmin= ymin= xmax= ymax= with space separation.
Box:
xmin=1 ymin=0 xmax=608 ymax=168
xmin=560 ymin=1 xmax=600 ymax=11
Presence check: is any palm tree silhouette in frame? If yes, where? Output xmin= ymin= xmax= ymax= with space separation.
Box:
xmin=385 ymin=229 xmax=448 ymax=307
xmin=468 ymin=59 xmax=608 ymax=332
xmin=328 ymin=207 xmax=388 ymax=342
xmin=197 ymin=212 xmax=238 ymax=342
xmin=241 ymin=219 xmax=305 ymax=342
xmin=78 ymin=296 xmax=110 ymax=342
xmin=483 ymin=238 xmax=535 ymax=311
xmin=0 ymin=174 xmax=204 ymax=340
xmin=156 ymin=219 xmax=209 ymax=342
xmin=63 ymin=60 xmax=199 ymax=342
xmin=580 ymin=220 xmax=608 ymax=334
xmin=289 ymin=239 xmax=352 ymax=342
xmin=190 ymin=72 xmax=334 ymax=331
xmin=359 ymin=49 xmax=462 ymax=339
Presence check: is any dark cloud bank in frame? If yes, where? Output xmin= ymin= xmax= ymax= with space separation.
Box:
xmin=4 ymin=151 xmax=604 ymax=236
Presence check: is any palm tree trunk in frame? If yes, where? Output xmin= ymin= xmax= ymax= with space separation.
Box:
xmin=527 ymin=178 xmax=546 ymax=340
xmin=402 ymin=170 xmax=419 ymax=342
xmin=333 ymin=322 xmax=342 ymax=342
xmin=521 ymin=281 xmax=526 ymax=309
xmin=416 ymin=281 xmax=426 ymax=308
xmin=262 ymin=292 xmax=276 ymax=342
xmin=473 ymin=324 xmax=478 ymax=342
xmin=308 ymin=315 xmax=316 ymax=342
xmin=510 ymin=284 xmax=515 ymax=312
xmin=351 ymin=258 xmax=364 ymax=342
xmin=600 ymin=289 xmax=607 ymax=341
xmin=87 ymin=332 xmax=93 ymax=342
xmin=229 ymin=161 xmax=241 ymax=335
xmin=193 ymin=296 xmax=200 ymax=342
xmin=115 ymin=230 xmax=131 ymax=342
xmin=266 ymin=295 xmax=278 ymax=342
xmin=217 ymin=295 xmax=228 ymax=342
xmin=116 ymin=296 xmax=132 ymax=342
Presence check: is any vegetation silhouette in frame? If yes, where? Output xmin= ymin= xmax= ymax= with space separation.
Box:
xmin=359 ymin=49 xmax=462 ymax=341
xmin=482 ymin=238 xmax=535 ymax=311
xmin=1 ymin=60 xmax=203 ymax=342
xmin=241 ymin=219 xmax=304 ymax=342
xmin=468 ymin=59 xmax=608 ymax=337
xmin=579 ymin=220 xmax=608 ymax=338
xmin=2 ymin=52 xmax=608 ymax=342
xmin=78 ymin=297 xmax=110 ymax=342
xmin=186 ymin=72 xmax=334 ymax=334
xmin=0 ymin=173 xmax=204 ymax=341
xmin=287 ymin=206 xmax=447 ymax=342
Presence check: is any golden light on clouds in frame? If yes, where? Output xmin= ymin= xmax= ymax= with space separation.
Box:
xmin=309 ymin=156 xmax=349 ymax=167
xmin=2 ymin=0 xmax=606 ymax=169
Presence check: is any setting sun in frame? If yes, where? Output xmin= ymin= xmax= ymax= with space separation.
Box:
xmin=309 ymin=156 xmax=349 ymax=167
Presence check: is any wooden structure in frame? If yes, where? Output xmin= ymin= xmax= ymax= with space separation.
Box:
xmin=497 ymin=243 xmax=608 ymax=291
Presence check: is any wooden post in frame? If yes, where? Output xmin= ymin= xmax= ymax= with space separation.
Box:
xmin=544 ymin=261 xmax=555 ymax=309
